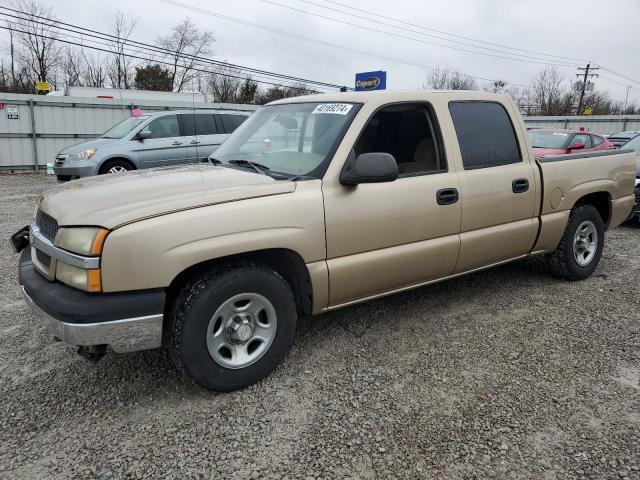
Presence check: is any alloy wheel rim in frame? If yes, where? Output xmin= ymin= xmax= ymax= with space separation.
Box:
xmin=573 ymin=220 xmax=598 ymax=267
xmin=108 ymin=165 xmax=128 ymax=174
xmin=206 ymin=293 xmax=277 ymax=369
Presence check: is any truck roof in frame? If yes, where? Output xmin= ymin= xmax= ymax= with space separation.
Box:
xmin=268 ymin=89 xmax=510 ymax=105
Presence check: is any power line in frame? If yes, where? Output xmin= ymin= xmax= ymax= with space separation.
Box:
xmin=0 ymin=23 xmax=329 ymax=93
xmin=263 ymin=0 xmax=582 ymax=67
xmin=308 ymin=0 xmax=588 ymax=64
xmin=0 ymin=5 xmax=345 ymax=91
xmin=156 ymin=0 xmax=530 ymax=88
xmin=599 ymin=66 xmax=640 ymax=87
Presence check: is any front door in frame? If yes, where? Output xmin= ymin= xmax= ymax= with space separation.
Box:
xmin=137 ymin=114 xmax=188 ymax=169
xmin=323 ymin=103 xmax=462 ymax=307
xmin=448 ymin=101 xmax=538 ymax=273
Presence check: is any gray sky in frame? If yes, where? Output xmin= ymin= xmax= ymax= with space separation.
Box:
xmin=16 ymin=0 xmax=640 ymax=102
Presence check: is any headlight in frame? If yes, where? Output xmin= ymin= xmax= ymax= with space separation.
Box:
xmin=56 ymin=263 xmax=102 ymax=292
xmin=58 ymin=227 xmax=108 ymax=256
xmin=66 ymin=149 xmax=96 ymax=163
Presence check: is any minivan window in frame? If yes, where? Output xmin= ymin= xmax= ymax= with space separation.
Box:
xmin=220 ymin=114 xmax=248 ymax=133
xmin=449 ymin=101 xmax=521 ymax=169
xmin=102 ymin=116 xmax=149 ymax=139
xmin=147 ymin=115 xmax=180 ymax=139
xmin=180 ymin=113 xmax=218 ymax=136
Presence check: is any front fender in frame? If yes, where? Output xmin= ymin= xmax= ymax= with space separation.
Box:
xmin=100 ymin=182 xmax=326 ymax=292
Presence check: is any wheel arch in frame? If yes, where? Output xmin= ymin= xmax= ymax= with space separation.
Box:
xmin=571 ymin=191 xmax=612 ymax=228
xmin=98 ymin=156 xmax=138 ymax=174
xmin=165 ymin=248 xmax=313 ymax=321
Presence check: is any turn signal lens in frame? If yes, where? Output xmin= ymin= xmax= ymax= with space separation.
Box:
xmin=56 ymin=263 xmax=102 ymax=292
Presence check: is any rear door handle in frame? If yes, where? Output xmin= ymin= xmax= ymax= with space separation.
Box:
xmin=190 ymin=140 xmax=201 ymax=145
xmin=436 ymin=188 xmax=459 ymax=205
xmin=172 ymin=141 xmax=183 ymax=146
xmin=512 ymin=178 xmax=529 ymax=193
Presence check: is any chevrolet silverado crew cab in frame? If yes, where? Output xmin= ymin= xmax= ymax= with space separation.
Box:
xmin=11 ymin=91 xmax=636 ymax=391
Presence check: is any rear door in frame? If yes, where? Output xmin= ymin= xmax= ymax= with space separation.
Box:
xmin=137 ymin=114 xmax=188 ymax=169
xmin=449 ymin=101 xmax=538 ymax=272
xmin=193 ymin=113 xmax=226 ymax=161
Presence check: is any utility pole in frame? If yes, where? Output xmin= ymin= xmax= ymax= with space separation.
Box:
xmin=9 ymin=23 xmax=15 ymax=88
xmin=623 ymin=85 xmax=631 ymax=113
xmin=576 ymin=63 xmax=599 ymax=115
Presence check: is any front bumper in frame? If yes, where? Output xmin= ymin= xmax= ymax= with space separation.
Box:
xmin=53 ymin=161 xmax=98 ymax=180
xmin=19 ymin=249 xmax=165 ymax=353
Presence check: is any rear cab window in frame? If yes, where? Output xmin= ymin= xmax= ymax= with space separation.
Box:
xmin=448 ymin=101 xmax=521 ymax=169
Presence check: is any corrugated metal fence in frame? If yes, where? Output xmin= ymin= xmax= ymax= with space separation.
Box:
xmin=1 ymin=92 xmax=639 ymax=170
xmin=522 ymin=115 xmax=640 ymax=135
xmin=0 ymin=93 xmax=258 ymax=171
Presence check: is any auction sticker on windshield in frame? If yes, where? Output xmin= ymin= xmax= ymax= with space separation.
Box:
xmin=312 ymin=104 xmax=353 ymax=115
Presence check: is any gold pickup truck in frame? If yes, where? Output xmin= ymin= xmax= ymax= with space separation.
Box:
xmin=11 ymin=91 xmax=636 ymax=391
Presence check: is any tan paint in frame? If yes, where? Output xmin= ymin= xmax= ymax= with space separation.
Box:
xmin=31 ymin=90 xmax=636 ymax=316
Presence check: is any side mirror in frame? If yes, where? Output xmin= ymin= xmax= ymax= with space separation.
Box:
xmin=568 ymin=142 xmax=585 ymax=150
xmin=340 ymin=151 xmax=398 ymax=186
xmin=135 ymin=130 xmax=152 ymax=141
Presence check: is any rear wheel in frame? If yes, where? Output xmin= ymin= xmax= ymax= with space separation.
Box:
xmin=167 ymin=263 xmax=297 ymax=391
xmin=547 ymin=205 xmax=604 ymax=280
xmin=99 ymin=159 xmax=133 ymax=175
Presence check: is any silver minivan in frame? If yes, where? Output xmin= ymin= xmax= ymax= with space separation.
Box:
xmin=53 ymin=109 xmax=252 ymax=181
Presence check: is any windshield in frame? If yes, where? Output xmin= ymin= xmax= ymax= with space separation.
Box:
xmin=101 ymin=116 xmax=149 ymax=139
xmin=529 ymin=131 xmax=571 ymax=149
xmin=623 ymin=135 xmax=640 ymax=150
xmin=212 ymin=102 xmax=359 ymax=177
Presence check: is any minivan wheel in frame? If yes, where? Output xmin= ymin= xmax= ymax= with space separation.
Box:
xmin=547 ymin=205 xmax=604 ymax=281
xmin=167 ymin=263 xmax=297 ymax=391
xmin=99 ymin=159 xmax=133 ymax=175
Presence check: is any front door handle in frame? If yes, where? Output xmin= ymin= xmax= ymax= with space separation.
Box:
xmin=512 ymin=178 xmax=529 ymax=193
xmin=190 ymin=140 xmax=201 ymax=145
xmin=436 ymin=188 xmax=459 ymax=205
xmin=172 ymin=141 xmax=183 ymax=146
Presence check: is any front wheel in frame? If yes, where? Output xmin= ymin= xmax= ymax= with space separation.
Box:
xmin=546 ymin=205 xmax=605 ymax=281
xmin=99 ymin=159 xmax=133 ymax=175
xmin=167 ymin=263 xmax=297 ymax=391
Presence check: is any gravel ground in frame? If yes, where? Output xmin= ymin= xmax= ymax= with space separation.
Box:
xmin=0 ymin=173 xmax=639 ymax=480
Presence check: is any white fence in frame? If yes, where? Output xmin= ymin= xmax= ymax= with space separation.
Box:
xmin=522 ymin=115 xmax=640 ymax=135
xmin=1 ymin=92 xmax=639 ymax=171
xmin=0 ymin=92 xmax=258 ymax=171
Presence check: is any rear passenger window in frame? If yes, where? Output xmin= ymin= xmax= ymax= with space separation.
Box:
xmin=449 ymin=101 xmax=521 ymax=169
xmin=180 ymin=114 xmax=218 ymax=136
xmin=220 ymin=114 xmax=248 ymax=133
xmin=592 ymin=135 xmax=604 ymax=146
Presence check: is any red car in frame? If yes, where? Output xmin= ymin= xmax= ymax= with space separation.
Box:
xmin=529 ymin=129 xmax=614 ymax=157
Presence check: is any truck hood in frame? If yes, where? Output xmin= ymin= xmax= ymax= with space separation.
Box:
xmin=58 ymin=138 xmax=113 ymax=155
xmin=37 ymin=164 xmax=296 ymax=229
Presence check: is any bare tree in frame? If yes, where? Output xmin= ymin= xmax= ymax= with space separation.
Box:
xmin=423 ymin=67 xmax=477 ymax=90
xmin=158 ymin=18 xmax=214 ymax=92
xmin=81 ymin=48 xmax=106 ymax=87
xmin=206 ymin=64 xmax=241 ymax=102
xmin=107 ymin=11 xmax=137 ymax=89
xmin=528 ymin=67 xmax=577 ymax=116
xmin=60 ymin=46 xmax=83 ymax=87
xmin=10 ymin=0 xmax=62 ymax=87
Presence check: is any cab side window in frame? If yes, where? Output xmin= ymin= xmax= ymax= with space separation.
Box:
xmin=147 ymin=115 xmax=180 ymax=139
xmin=354 ymin=103 xmax=446 ymax=176
xmin=449 ymin=101 xmax=521 ymax=169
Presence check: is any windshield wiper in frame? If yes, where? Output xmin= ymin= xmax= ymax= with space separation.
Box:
xmin=228 ymin=159 xmax=270 ymax=176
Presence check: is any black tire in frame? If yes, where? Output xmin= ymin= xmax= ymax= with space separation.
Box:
xmin=56 ymin=175 xmax=72 ymax=182
xmin=546 ymin=205 xmax=605 ymax=281
xmin=167 ymin=262 xmax=297 ymax=391
xmin=99 ymin=159 xmax=133 ymax=175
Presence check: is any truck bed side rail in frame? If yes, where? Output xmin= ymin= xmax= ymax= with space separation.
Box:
xmin=537 ymin=148 xmax=635 ymax=163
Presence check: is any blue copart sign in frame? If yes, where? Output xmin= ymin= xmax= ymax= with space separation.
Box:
xmin=355 ymin=71 xmax=387 ymax=91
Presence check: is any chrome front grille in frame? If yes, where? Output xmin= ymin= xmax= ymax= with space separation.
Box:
xmin=35 ymin=210 xmax=59 ymax=243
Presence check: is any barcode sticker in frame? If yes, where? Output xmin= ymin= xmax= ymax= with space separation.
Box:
xmin=312 ymin=103 xmax=353 ymax=115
